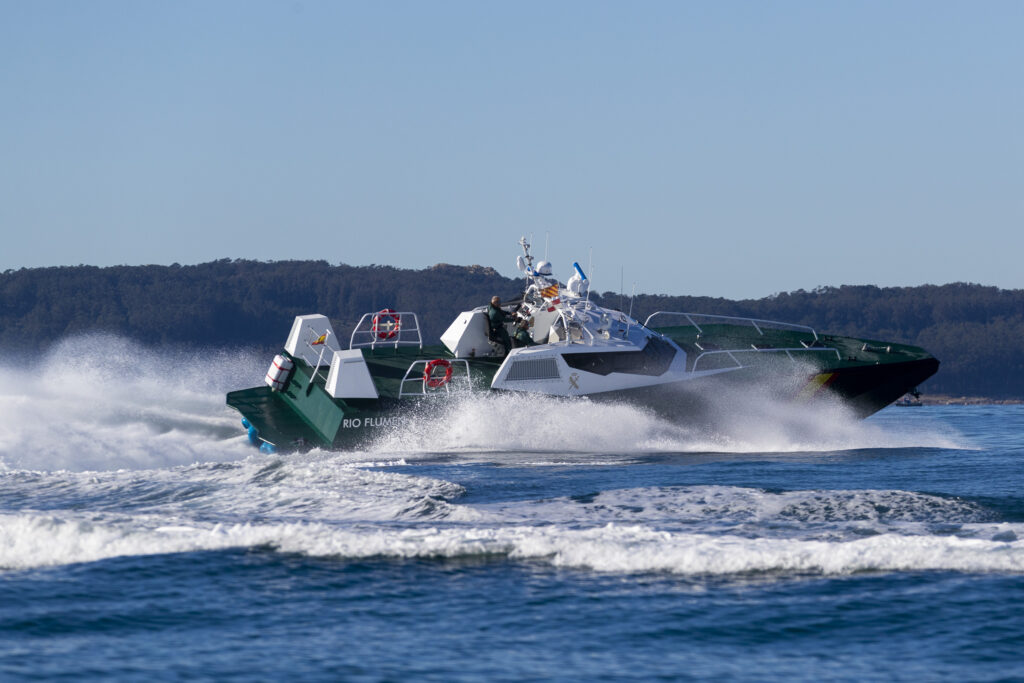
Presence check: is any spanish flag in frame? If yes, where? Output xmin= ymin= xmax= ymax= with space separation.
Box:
xmin=540 ymin=284 xmax=559 ymax=299
xmin=311 ymin=333 xmax=327 ymax=346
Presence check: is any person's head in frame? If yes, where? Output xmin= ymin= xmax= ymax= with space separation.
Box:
xmin=491 ymin=296 xmax=501 ymax=307
xmin=536 ymin=261 xmax=552 ymax=276
xmin=518 ymin=318 xmax=530 ymax=329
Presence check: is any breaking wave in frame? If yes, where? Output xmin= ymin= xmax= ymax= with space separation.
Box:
xmin=3 ymin=512 xmax=1022 ymax=575
xmin=1 ymin=445 xmax=1015 ymax=576
xmin=0 ymin=334 xmax=994 ymax=581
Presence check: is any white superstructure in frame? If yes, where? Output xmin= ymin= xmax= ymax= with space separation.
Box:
xmin=438 ymin=237 xmax=738 ymax=398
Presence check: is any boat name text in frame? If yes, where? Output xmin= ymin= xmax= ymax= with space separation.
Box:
xmin=341 ymin=416 xmax=405 ymax=429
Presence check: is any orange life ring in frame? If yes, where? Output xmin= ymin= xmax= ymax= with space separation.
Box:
xmin=423 ymin=358 xmax=453 ymax=388
xmin=372 ymin=308 xmax=401 ymax=340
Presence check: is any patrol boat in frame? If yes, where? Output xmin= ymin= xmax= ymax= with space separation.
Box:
xmin=227 ymin=239 xmax=939 ymax=453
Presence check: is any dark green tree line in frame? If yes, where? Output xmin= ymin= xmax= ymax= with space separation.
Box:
xmin=2 ymin=261 xmax=1021 ymax=397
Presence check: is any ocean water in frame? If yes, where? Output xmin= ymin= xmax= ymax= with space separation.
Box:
xmin=1 ymin=337 xmax=1023 ymax=681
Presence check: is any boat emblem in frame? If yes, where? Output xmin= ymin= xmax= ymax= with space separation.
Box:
xmin=569 ymin=373 xmax=580 ymax=390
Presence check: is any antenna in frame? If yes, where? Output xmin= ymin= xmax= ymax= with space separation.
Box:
xmin=518 ymin=235 xmax=531 ymax=258
xmin=627 ymin=282 xmax=637 ymax=335
xmin=585 ymin=264 xmax=594 ymax=308
xmin=620 ymin=266 xmax=624 ymax=313
xmin=583 ymin=247 xmax=592 ymax=308
xmin=544 ymin=231 xmax=549 ymax=262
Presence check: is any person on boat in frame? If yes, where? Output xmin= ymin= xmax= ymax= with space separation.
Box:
xmin=513 ymin=318 xmax=538 ymax=348
xmin=487 ymin=296 xmax=512 ymax=355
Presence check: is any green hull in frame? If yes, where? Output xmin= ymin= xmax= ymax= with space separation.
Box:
xmin=227 ymin=346 xmax=503 ymax=451
xmin=653 ymin=322 xmax=939 ymax=417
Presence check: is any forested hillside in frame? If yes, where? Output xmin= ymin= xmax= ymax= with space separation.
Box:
xmin=2 ymin=260 xmax=1021 ymax=398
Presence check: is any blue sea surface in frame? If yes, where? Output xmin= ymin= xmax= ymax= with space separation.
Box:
xmin=0 ymin=346 xmax=1022 ymax=681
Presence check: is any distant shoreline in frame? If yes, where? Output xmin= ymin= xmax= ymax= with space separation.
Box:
xmin=2 ymin=262 xmax=1023 ymax=400
xmin=913 ymin=395 xmax=1024 ymax=406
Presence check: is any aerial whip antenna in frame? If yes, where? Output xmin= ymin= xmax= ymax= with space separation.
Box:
xmin=620 ymin=266 xmax=624 ymax=313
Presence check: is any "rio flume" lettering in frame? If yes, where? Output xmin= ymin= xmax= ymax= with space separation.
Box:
xmin=341 ymin=416 xmax=405 ymax=429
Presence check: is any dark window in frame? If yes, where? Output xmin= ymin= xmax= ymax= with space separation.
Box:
xmin=562 ymin=336 xmax=676 ymax=377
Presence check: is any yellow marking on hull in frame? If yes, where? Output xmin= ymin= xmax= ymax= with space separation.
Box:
xmin=796 ymin=372 xmax=836 ymax=402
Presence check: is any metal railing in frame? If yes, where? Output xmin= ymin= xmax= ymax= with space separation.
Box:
xmin=350 ymin=311 xmax=424 ymax=350
xmin=691 ymin=346 xmax=841 ymax=373
xmin=547 ymin=308 xmax=596 ymax=346
xmin=398 ymin=359 xmax=474 ymax=397
xmin=644 ymin=311 xmax=819 ymax=341
xmin=300 ymin=326 xmax=335 ymax=389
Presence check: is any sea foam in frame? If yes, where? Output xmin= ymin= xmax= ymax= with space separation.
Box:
xmin=0 ymin=334 xmax=262 ymax=472
xmin=3 ymin=510 xmax=1022 ymax=576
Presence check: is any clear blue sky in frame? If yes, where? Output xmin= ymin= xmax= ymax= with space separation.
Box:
xmin=2 ymin=1 xmax=1021 ymax=299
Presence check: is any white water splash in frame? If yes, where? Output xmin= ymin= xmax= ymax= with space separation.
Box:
xmin=0 ymin=334 xmax=262 ymax=472
xmin=0 ymin=334 xmax=965 ymax=473
xmin=370 ymin=389 xmax=964 ymax=457
xmin=0 ymin=334 xmax=1004 ymax=587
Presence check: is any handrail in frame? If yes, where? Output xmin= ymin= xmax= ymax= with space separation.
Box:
xmin=644 ymin=311 xmax=819 ymax=341
xmin=551 ymin=308 xmax=595 ymax=346
xmin=350 ymin=311 xmax=424 ymax=350
xmin=398 ymin=359 xmax=473 ymax=397
xmin=304 ymin=327 xmax=333 ymax=390
xmin=692 ymin=346 xmax=841 ymax=373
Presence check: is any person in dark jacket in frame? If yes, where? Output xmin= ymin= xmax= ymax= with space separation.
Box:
xmin=513 ymin=318 xmax=537 ymax=348
xmin=487 ymin=296 xmax=512 ymax=355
